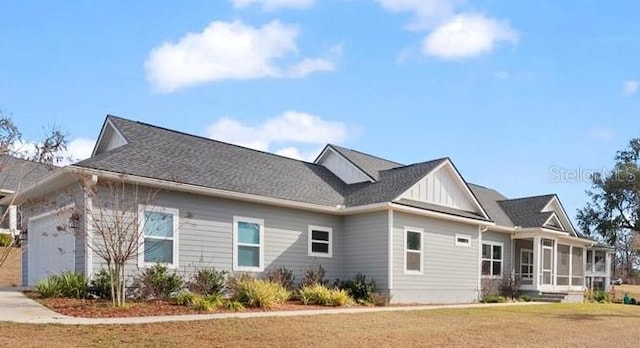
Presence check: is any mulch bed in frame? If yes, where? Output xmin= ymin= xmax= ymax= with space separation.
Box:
xmin=24 ymin=292 xmax=343 ymax=318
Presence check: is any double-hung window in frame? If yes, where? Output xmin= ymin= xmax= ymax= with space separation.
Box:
xmin=481 ymin=242 xmax=503 ymax=277
xmin=520 ymin=249 xmax=533 ymax=279
xmin=233 ymin=216 xmax=264 ymax=272
xmin=404 ymin=227 xmax=423 ymax=274
xmin=308 ymin=225 xmax=332 ymax=258
xmin=139 ymin=206 xmax=179 ymax=267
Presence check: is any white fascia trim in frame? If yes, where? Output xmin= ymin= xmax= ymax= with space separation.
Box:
xmin=512 ymin=228 xmax=595 ymax=246
xmin=541 ymin=196 xmax=577 ymax=236
xmin=388 ymin=202 xmax=495 ymax=227
xmin=91 ymin=119 xmax=128 ymax=157
xmin=543 ymin=213 xmax=565 ymax=231
xmin=316 ymin=146 xmax=375 ymax=183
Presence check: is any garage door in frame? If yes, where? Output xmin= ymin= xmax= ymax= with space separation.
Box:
xmin=27 ymin=210 xmax=76 ymax=286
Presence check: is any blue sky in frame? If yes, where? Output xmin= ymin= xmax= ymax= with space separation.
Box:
xmin=2 ymin=0 xmax=640 ymax=222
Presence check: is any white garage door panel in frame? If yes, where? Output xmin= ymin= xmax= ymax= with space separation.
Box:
xmin=28 ymin=212 xmax=76 ymax=286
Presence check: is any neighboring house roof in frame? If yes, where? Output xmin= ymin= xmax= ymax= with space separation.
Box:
xmin=498 ymin=195 xmax=557 ymax=228
xmin=0 ymin=155 xmax=55 ymax=195
xmin=326 ymin=144 xmax=403 ymax=180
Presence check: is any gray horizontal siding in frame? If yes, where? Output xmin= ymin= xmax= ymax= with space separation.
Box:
xmin=342 ymin=211 xmax=388 ymax=289
xmin=392 ymin=211 xmax=480 ymax=303
xmin=482 ymin=230 xmax=513 ymax=278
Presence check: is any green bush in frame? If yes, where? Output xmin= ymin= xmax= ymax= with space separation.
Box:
xmin=302 ymin=265 xmax=327 ymax=287
xmin=174 ymin=291 xmax=199 ymax=306
xmin=222 ymin=299 xmax=245 ymax=312
xmin=89 ymin=268 xmax=113 ymax=299
xmin=298 ymin=284 xmax=353 ymax=306
xmin=518 ymin=294 xmax=532 ymax=302
xmin=188 ymin=268 xmax=227 ymax=296
xmin=265 ymin=266 xmax=296 ymax=291
xmin=481 ymin=295 xmax=506 ymax=303
xmin=231 ymin=278 xmax=290 ymax=309
xmin=334 ymin=272 xmax=376 ymax=303
xmin=36 ymin=272 xmax=88 ymax=299
xmin=133 ymin=264 xmax=184 ymax=300
xmin=0 ymin=233 xmax=13 ymax=247
xmin=192 ymin=298 xmax=214 ymax=312
xmin=592 ymin=290 xmax=612 ymax=303
xmin=205 ymin=294 xmax=224 ymax=308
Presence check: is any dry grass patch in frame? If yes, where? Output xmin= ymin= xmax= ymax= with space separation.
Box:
xmin=615 ymin=284 xmax=640 ymax=300
xmin=0 ymin=247 xmax=21 ymax=287
xmin=1 ymin=303 xmax=640 ymax=347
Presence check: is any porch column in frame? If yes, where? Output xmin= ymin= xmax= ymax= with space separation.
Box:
xmin=553 ymin=239 xmax=558 ymax=288
xmin=533 ymin=236 xmax=541 ymax=289
xmin=583 ymin=248 xmax=587 ymax=289
xmin=605 ymin=252 xmax=612 ymax=292
xmin=569 ymin=245 xmax=573 ymax=287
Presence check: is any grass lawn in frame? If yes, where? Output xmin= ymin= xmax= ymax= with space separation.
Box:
xmin=0 ymin=247 xmax=20 ymax=287
xmin=1 ymin=303 xmax=639 ymax=347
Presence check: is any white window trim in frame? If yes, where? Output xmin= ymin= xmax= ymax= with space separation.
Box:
xmin=455 ymin=234 xmax=471 ymax=247
xmin=481 ymin=241 xmax=503 ymax=278
xmin=308 ymin=225 xmax=333 ymax=258
xmin=520 ymin=248 xmax=534 ymax=279
xmin=233 ymin=216 xmax=265 ymax=272
xmin=404 ymin=226 xmax=424 ymax=275
xmin=137 ymin=205 xmax=179 ymax=269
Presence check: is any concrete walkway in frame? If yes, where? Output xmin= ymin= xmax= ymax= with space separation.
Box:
xmin=0 ymin=290 xmax=548 ymax=325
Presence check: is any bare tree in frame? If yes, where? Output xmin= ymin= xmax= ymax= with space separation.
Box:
xmin=68 ymin=176 xmax=162 ymax=306
xmin=0 ymin=111 xmax=66 ymax=282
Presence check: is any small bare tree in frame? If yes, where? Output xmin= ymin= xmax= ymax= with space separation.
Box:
xmin=0 ymin=110 xmax=66 ymax=283
xmin=69 ymin=176 xmax=161 ymax=306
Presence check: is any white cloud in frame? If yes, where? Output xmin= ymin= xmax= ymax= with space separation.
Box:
xmin=232 ymin=0 xmax=313 ymax=11
xmin=207 ymin=111 xmax=348 ymax=161
xmin=376 ymin=0 xmax=463 ymax=30
xmin=623 ymin=80 xmax=639 ymax=96
xmin=423 ymin=13 xmax=518 ymax=59
xmin=585 ymin=128 xmax=615 ymax=142
xmin=63 ymin=138 xmax=95 ymax=164
xmin=145 ymin=20 xmax=335 ymax=93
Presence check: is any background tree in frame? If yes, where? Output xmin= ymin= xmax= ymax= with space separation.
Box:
xmin=0 ymin=110 xmax=66 ymax=283
xmin=577 ymin=138 xmax=640 ymax=278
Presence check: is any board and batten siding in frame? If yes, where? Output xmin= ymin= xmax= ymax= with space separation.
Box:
xmin=91 ymin=191 xmax=344 ymax=283
xmin=400 ymin=164 xmax=477 ymax=212
xmin=392 ymin=211 xmax=480 ymax=303
xmin=342 ymin=212 xmax=389 ymax=291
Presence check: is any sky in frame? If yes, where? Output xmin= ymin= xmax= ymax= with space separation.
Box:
xmin=1 ymin=0 xmax=640 ymax=223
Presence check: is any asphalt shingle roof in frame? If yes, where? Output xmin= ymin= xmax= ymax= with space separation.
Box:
xmin=468 ymin=183 xmax=515 ymax=227
xmin=0 ymin=155 xmax=56 ymax=194
xmin=497 ymin=195 xmax=557 ymax=228
xmin=328 ymin=145 xmax=403 ymax=180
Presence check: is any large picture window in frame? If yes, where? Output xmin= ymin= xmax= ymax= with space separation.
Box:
xmin=404 ymin=227 xmax=423 ymax=274
xmin=139 ymin=206 xmax=179 ymax=267
xmin=308 ymin=225 xmax=332 ymax=258
xmin=482 ymin=242 xmax=503 ymax=277
xmin=233 ymin=216 xmax=264 ymax=272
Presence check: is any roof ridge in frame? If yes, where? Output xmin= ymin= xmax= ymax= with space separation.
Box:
xmin=107 ymin=114 xmax=328 ymax=167
xmin=497 ymin=193 xmax=556 ymax=203
xmin=329 ymin=144 xmax=404 ymax=166
xmin=379 ymin=157 xmax=449 ymax=174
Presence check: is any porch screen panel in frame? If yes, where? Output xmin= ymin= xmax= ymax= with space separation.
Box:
xmin=557 ymin=245 xmax=570 ymax=286
xmin=571 ymin=247 xmax=584 ymax=286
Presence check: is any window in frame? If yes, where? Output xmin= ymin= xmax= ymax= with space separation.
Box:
xmin=455 ymin=234 xmax=471 ymax=247
xmin=308 ymin=225 xmax=332 ymax=258
xmin=233 ymin=216 xmax=264 ymax=272
xmin=481 ymin=242 xmax=503 ymax=277
xmin=520 ymin=249 xmax=533 ymax=279
xmin=404 ymin=227 xmax=423 ymax=274
xmin=138 ymin=206 xmax=179 ymax=267
xmin=594 ymin=250 xmax=606 ymax=272
xmin=586 ymin=250 xmax=594 ymax=272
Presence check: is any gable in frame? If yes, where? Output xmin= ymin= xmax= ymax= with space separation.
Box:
xmin=543 ymin=213 xmax=564 ymax=230
xmin=541 ymin=197 xmax=576 ymax=235
xmin=398 ymin=161 xmax=487 ymax=216
xmin=92 ymin=119 xmax=128 ymax=156
xmin=315 ymin=146 xmax=372 ymax=184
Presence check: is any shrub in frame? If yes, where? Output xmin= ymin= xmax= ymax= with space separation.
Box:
xmin=370 ymin=292 xmax=392 ymax=306
xmin=188 ymin=268 xmax=227 ymax=296
xmin=174 ymin=291 xmax=199 ymax=306
xmin=335 ymin=273 xmax=376 ymax=303
xmin=89 ymin=268 xmax=113 ymax=299
xmin=193 ymin=298 xmax=214 ymax=312
xmin=227 ymin=273 xmax=255 ymax=295
xmin=518 ymin=294 xmax=532 ymax=302
xmin=499 ymin=275 xmax=521 ymax=300
xmin=36 ymin=276 xmax=63 ymax=298
xmin=231 ymin=278 xmax=290 ymax=309
xmin=265 ymin=266 xmax=296 ymax=291
xmin=133 ymin=264 xmax=184 ymax=300
xmin=205 ymin=294 xmax=224 ymax=308
xmin=592 ymin=291 xmax=611 ymax=303
xmin=223 ymin=300 xmax=245 ymax=312
xmin=481 ymin=295 xmax=506 ymax=303
xmin=0 ymin=233 xmax=13 ymax=247
xmin=302 ymin=265 xmax=327 ymax=287
xmin=58 ymin=271 xmax=89 ymax=299
xmin=298 ymin=284 xmax=353 ymax=306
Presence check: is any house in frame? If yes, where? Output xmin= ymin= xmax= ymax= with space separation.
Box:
xmin=0 ymin=155 xmax=55 ymax=237
xmin=7 ymin=115 xmax=613 ymax=303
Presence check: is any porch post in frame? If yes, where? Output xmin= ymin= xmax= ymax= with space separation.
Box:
xmin=553 ymin=239 xmax=558 ymax=289
xmin=569 ymin=245 xmax=573 ymax=287
xmin=605 ymin=252 xmax=612 ymax=292
xmin=533 ymin=236 xmax=541 ymax=289
xmin=583 ymin=248 xmax=588 ymax=289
